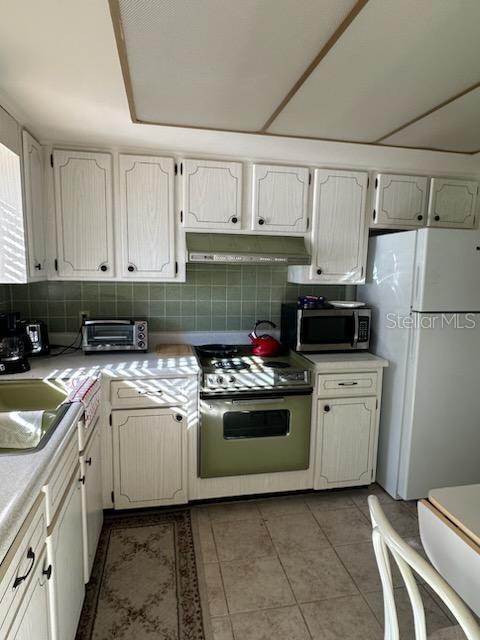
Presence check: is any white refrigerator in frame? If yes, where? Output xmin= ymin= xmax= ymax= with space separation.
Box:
xmin=359 ymin=228 xmax=480 ymax=500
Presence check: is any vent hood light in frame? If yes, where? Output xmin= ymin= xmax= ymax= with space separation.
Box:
xmin=186 ymin=233 xmax=310 ymax=265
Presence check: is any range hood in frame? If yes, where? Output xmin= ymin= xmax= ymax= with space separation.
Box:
xmin=186 ymin=233 xmax=310 ymax=265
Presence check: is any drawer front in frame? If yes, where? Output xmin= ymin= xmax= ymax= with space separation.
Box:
xmin=43 ymin=432 xmax=79 ymax=526
xmin=316 ymin=372 xmax=377 ymax=398
xmin=110 ymin=377 xmax=191 ymax=408
xmin=0 ymin=495 xmax=47 ymax=637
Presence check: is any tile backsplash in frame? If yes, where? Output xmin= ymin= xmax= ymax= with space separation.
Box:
xmin=0 ymin=284 xmax=10 ymax=313
xmin=7 ymin=265 xmax=348 ymax=333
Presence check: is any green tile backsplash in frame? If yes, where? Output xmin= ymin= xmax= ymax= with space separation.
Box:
xmin=0 ymin=284 xmax=10 ymax=313
xmin=8 ymin=265 xmax=347 ymax=333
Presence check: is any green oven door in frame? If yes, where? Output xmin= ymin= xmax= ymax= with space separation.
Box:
xmin=199 ymin=392 xmax=312 ymax=478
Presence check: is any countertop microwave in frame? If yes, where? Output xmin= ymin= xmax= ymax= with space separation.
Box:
xmin=82 ymin=319 xmax=148 ymax=353
xmin=280 ymin=304 xmax=371 ymax=352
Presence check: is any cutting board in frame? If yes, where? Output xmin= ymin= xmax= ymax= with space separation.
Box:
xmin=154 ymin=343 xmax=193 ymax=357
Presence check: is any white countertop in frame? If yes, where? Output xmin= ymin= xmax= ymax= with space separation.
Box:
xmin=0 ymin=402 xmax=84 ymax=564
xmin=429 ymin=484 xmax=480 ymax=547
xmin=304 ymin=352 xmax=389 ymax=370
xmin=2 ymin=350 xmax=200 ymax=381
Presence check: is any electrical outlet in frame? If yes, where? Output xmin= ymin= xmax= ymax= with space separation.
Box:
xmin=79 ymin=310 xmax=89 ymax=324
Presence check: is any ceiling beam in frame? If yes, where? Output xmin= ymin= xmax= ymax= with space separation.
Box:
xmin=259 ymin=0 xmax=369 ymax=133
xmin=375 ymin=81 xmax=480 ymax=143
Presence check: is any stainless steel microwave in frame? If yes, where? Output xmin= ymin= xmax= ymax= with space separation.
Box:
xmin=82 ymin=319 xmax=148 ymax=353
xmin=280 ymin=304 xmax=371 ymax=352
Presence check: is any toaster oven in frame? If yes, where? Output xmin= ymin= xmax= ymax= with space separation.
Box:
xmin=82 ymin=319 xmax=148 ymax=353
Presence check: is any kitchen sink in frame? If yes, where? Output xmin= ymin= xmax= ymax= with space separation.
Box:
xmin=0 ymin=379 xmax=71 ymax=454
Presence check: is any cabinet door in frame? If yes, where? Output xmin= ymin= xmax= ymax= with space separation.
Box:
xmin=251 ymin=164 xmax=309 ymax=234
xmin=427 ymin=178 xmax=478 ymax=229
xmin=118 ymin=154 xmax=176 ymax=279
xmin=182 ymin=159 xmax=242 ymax=229
xmin=112 ymin=407 xmax=187 ymax=509
xmin=6 ymin=550 xmax=51 ymax=640
xmin=372 ymin=173 xmax=428 ymax=228
xmin=22 ymin=131 xmax=47 ymax=278
xmin=53 ymin=150 xmax=114 ymax=279
xmin=315 ymin=396 xmax=376 ymax=489
xmin=311 ymin=169 xmax=368 ymax=284
xmin=80 ymin=428 xmax=103 ymax=583
xmin=47 ymin=474 xmax=84 ymax=640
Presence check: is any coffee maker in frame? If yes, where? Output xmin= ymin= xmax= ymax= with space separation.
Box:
xmin=0 ymin=312 xmax=33 ymax=375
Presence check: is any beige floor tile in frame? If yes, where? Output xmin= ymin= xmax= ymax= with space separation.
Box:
xmin=349 ymin=483 xmax=395 ymax=508
xmin=197 ymin=518 xmax=218 ymax=563
xmin=313 ymin=507 xmax=372 ymax=546
xmin=220 ymin=557 xmax=295 ymax=614
xmin=301 ymin=595 xmax=382 ymax=640
xmin=265 ymin=511 xmax=330 ymax=556
xmin=360 ymin=502 xmax=419 ymax=537
xmin=230 ymin=605 xmax=311 ymax=640
xmin=364 ymin=585 xmax=453 ymax=637
xmin=305 ymin=490 xmax=355 ymax=512
xmin=204 ymin=563 xmax=228 ymax=617
xmin=257 ymin=495 xmax=309 ymax=518
xmin=335 ymin=541 xmax=404 ymax=593
xmin=280 ymin=547 xmax=358 ymax=603
xmin=429 ymin=626 xmax=469 ymax=639
xmin=208 ymin=501 xmax=261 ymax=523
xmin=212 ymin=518 xmax=275 ymax=562
xmin=211 ymin=617 xmax=234 ymax=640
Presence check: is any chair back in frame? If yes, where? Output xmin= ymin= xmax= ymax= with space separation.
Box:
xmin=368 ymin=495 xmax=480 ymax=640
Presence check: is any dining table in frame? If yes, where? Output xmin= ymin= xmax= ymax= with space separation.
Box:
xmin=418 ymin=484 xmax=480 ymax=616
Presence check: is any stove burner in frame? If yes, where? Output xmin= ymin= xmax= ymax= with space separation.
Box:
xmin=214 ymin=359 xmax=250 ymax=371
xmin=198 ymin=344 xmax=238 ymax=357
xmin=263 ymin=361 xmax=291 ymax=369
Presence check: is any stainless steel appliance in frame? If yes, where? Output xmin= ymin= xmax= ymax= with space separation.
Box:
xmin=195 ymin=344 xmax=312 ymax=478
xmin=280 ymin=304 xmax=371 ymax=352
xmin=82 ymin=319 xmax=148 ymax=353
xmin=24 ymin=320 xmax=50 ymax=355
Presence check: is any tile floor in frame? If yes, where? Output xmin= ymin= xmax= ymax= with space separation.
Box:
xmin=194 ymin=484 xmax=463 ymax=640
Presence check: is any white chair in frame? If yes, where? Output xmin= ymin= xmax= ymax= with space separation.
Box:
xmin=368 ymin=495 xmax=480 ymax=640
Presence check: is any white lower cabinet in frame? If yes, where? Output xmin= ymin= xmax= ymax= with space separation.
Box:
xmin=6 ymin=548 xmax=51 ymax=640
xmin=112 ymin=407 xmax=187 ymax=509
xmin=315 ymin=396 xmax=377 ymax=489
xmin=46 ymin=471 xmax=85 ymax=640
xmin=80 ymin=429 xmax=103 ymax=583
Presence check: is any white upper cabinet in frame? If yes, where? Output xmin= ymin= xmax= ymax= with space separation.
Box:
xmin=53 ymin=149 xmax=114 ymax=279
xmin=251 ymin=164 xmax=309 ymax=234
xmin=22 ymin=131 xmax=47 ymax=279
xmin=304 ymin=169 xmax=369 ymax=284
xmin=427 ymin=178 xmax=478 ymax=229
xmin=372 ymin=173 xmax=428 ymax=229
xmin=182 ymin=158 xmax=242 ymax=229
xmin=118 ymin=154 xmax=176 ymax=280
xmin=0 ymin=142 xmax=26 ymax=283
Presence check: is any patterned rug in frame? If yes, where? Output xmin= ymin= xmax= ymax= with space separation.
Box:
xmin=76 ymin=509 xmax=206 ymax=640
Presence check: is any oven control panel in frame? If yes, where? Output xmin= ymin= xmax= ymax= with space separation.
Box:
xmin=204 ymin=369 xmax=310 ymax=390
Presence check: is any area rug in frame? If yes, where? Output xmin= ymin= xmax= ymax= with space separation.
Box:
xmin=76 ymin=508 xmax=206 ymax=640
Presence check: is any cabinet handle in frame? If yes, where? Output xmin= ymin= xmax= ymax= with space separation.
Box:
xmin=99 ymin=264 xmax=108 ymax=272
xmin=316 ymin=268 xmax=322 ymax=275
xmin=324 ymin=405 xmax=330 ymax=412
xmin=434 ymin=215 xmax=440 ymax=221
xmin=417 ymin=215 xmax=423 ymax=221
xmin=42 ymin=565 xmax=52 ymax=580
xmin=175 ymin=414 xmax=183 ymax=421
xmin=35 ymin=263 xmax=42 ymax=270
xmin=231 ymin=217 xmax=238 ymax=224
xmin=13 ymin=548 xmax=35 ymax=588
xmin=338 ymin=382 xmax=358 ymax=386
xmin=85 ymin=457 xmax=92 ymax=466
xmin=79 ymin=475 xmax=86 ymax=485
xmin=127 ymin=264 xmax=135 ymax=272
xmin=258 ymin=218 xmax=265 ymax=226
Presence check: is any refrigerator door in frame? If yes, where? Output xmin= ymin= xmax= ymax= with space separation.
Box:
xmin=398 ymin=313 xmax=480 ymax=499
xmin=358 ymin=232 xmax=417 ymax=497
xmin=413 ymin=229 xmax=480 ymax=312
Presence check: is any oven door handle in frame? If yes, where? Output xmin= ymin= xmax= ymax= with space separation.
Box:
xmin=231 ymin=398 xmax=286 ymax=405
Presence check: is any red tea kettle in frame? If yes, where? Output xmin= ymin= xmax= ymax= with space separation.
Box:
xmin=249 ymin=320 xmax=281 ymax=357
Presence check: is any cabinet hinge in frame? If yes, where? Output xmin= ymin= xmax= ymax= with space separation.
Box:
xmin=180 ymin=210 xmax=183 ymax=223
xmin=109 ymin=414 xmax=112 ymax=426
xmin=306 ymin=217 xmax=310 ymax=230
xmin=175 ymin=261 xmax=178 ymax=275
xmin=180 ymin=162 xmax=183 ymax=175
xmin=375 ymin=177 xmax=378 ymax=189
xmin=174 ymin=163 xmax=178 ymax=175
xmin=50 ymin=153 xmax=53 ymax=168
xmin=111 ymin=491 xmax=114 ymax=503
xmin=54 ymin=258 xmax=58 ymax=271
xmin=308 ymin=172 xmax=312 ymax=185
xmin=376 ymin=398 xmax=379 ymax=409
xmin=367 ymin=177 xmax=370 ymax=188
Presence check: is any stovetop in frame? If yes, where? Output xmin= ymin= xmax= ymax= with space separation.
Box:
xmin=195 ymin=344 xmax=312 ymax=394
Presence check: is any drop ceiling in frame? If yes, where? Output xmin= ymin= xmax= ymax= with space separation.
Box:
xmin=111 ymin=0 xmax=480 ymax=154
